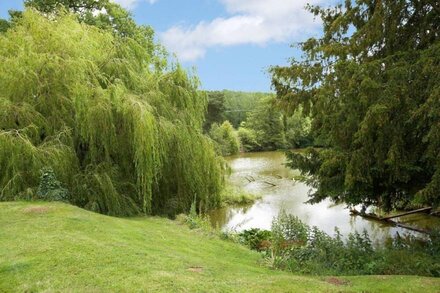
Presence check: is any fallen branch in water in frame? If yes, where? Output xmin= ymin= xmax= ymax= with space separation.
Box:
xmin=350 ymin=209 xmax=431 ymax=234
xmin=262 ymin=181 xmax=276 ymax=187
xmin=380 ymin=207 xmax=432 ymax=220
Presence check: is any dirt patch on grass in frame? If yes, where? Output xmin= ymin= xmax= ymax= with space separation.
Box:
xmin=187 ymin=266 xmax=203 ymax=273
xmin=326 ymin=277 xmax=350 ymax=286
xmin=22 ymin=206 xmax=51 ymax=214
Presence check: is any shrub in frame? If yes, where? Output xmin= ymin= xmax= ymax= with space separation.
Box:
xmin=237 ymin=127 xmax=260 ymax=152
xmin=238 ymin=228 xmax=272 ymax=251
xmin=268 ymin=211 xmax=440 ymax=276
xmin=209 ymin=121 xmax=240 ymax=156
xmin=284 ymin=108 xmax=313 ymax=149
xmin=243 ymin=96 xmax=287 ymax=151
xmin=36 ymin=167 xmax=69 ymax=202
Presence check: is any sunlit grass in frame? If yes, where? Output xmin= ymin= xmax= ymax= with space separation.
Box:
xmin=0 ymin=202 xmax=439 ymax=292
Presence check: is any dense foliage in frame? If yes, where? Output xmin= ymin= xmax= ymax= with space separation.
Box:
xmin=203 ymin=91 xmax=226 ymax=131
xmin=205 ymin=90 xmax=279 ymax=125
xmin=204 ymin=90 xmax=265 ymax=131
xmin=204 ymin=91 xmax=312 ymax=153
xmin=284 ymin=108 xmax=313 ymax=149
xmin=269 ymin=212 xmax=440 ymax=276
xmin=36 ymin=167 xmax=69 ymax=202
xmin=0 ymin=9 xmax=224 ymax=216
xmin=209 ymin=121 xmax=240 ymax=156
xmin=233 ymin=212 xmax=440 ymax=277
xmin=237 ymin=228 xmax=272 ymax=251
xmin=241 ymin=96 xmax=287 ymax=151
xmin=271 ymin=1 xmax=440 ymax=209
xmin=223 ymin=90 xmax=267 ymax=128
xmin=237 ymin=127 xmax=260 ymax=152
xmin=239 ymin=96 xmax=312 ymax=151
xmin=0 ymin=19 xmax=10 ymax=33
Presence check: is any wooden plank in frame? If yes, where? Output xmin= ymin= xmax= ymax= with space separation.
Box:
xmin=380 ymin=207 xmax=432 ymax=220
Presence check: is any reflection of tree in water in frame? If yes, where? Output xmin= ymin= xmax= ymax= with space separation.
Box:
xmin=398 ymin=214 xmax=440 ymax=231
xmin=208 ymin=208 xmax=231 ymax=228
xmin=229 ymin=217 xmax=252 ymax=232
xmin=208 ymin=205 xmax=253 ymax=229
xmin=221 ymin=152 xmax=440 ymax=240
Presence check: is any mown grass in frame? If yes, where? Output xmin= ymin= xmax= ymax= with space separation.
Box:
xmin=0 ymin=202 xmax=439 ymax=292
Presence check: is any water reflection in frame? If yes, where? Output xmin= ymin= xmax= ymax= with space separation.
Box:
xmin=209 ymin=151 xmax=440 ymax=242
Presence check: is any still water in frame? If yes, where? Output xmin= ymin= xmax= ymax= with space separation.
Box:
xmin=209 ymin=151 xmax=440 ymax=242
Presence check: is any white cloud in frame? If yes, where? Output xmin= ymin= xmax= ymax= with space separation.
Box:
xmin=113 ymin=0 xmax=157 ymax=9
xmin=161 ymin=0 xmax=324 ymax=62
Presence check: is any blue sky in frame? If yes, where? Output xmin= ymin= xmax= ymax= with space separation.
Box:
xmin=0 ymin=0 xmax=330 ymax=92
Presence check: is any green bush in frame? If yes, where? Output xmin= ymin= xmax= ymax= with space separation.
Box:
xmin=243 ymin=96 xmax=287 ymax=151
xmin=237 ymin=127 xmax=260 ymax=152
xmin=36 ymin=167 xmax=69 ymax=202
xmin=284 ymin=107 xmax=313 ymax=149
xmin=209 ymin=121 xmax=240 ymax=156
xmin=238 ymin=228 xmax=272 ymax=251
xmin=267 ymin=211 xmax=440 ymax=276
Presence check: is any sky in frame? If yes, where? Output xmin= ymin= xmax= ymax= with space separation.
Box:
xmin=0 ymin=0 xmax=334 ymax=92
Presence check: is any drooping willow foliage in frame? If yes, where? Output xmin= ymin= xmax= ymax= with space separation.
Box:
xmin=0 ymin=10 xmax=225 ymax=216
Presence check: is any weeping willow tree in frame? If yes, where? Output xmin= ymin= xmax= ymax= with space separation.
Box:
xmin=0 ymin=10 xmax=225 ymax=216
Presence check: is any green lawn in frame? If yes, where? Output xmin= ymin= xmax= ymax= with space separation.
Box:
xmin=0 ymin=202 xmax=439 ymax=292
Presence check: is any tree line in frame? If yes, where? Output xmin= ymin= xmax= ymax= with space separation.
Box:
xmin=204 ymin=91 xmax=314 ymax=156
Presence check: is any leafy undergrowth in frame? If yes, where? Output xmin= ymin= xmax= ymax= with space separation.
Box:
xmin=235 ymin=212 xmax=440 ymax=277
xmin=1 ymin=202 xmax=439 ymax=292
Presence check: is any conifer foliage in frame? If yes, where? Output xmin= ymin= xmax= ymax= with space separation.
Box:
xmin=0 ymin=9 xmax=224 ymax=216
xmin=271 ymin=1 xmax=440 ymax=209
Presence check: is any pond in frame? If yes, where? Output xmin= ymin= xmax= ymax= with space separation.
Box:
xmin=209 ymin=151 xmax=440 ymax=242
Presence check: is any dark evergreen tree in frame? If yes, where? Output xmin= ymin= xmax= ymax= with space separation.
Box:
xmin=271 ymin=0 xmax=440 ymax=210
xmin=204 ymin=91 xmax=226 ymax=132
xmin=209 ymin=121 xmax=240 ymax=156
xmin=223 ymin=90 xmax=266 ymax=128
xmin=0 ymin=10 xmax=22 ymax=33
xmin=245 ymin=96 xmax=287 ymax=151
xmin=0 ymin=19 xmax=10 ymax=33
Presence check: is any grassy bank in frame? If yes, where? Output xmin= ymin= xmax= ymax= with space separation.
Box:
xmin=0 ymin=202 xmax=439 ymax=292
